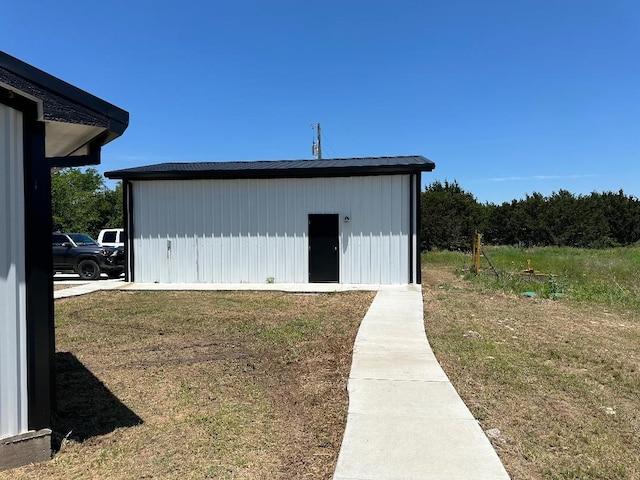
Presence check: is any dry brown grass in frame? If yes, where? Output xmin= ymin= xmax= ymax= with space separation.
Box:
xmin=2 ymin=290 xmax=374 ymax=480
xmin=10 ymin=258 xmax=638 ymax=479
xmin=423 ymin=264 xmax=640 ymax=479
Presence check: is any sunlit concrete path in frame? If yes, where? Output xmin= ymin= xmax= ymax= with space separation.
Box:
xmin=333 ymin=286 xmax=510 ymax=480
xmin=53 ymin=277 xmax=123 ymax=299
xmin=53 ymin=279 xmax=383 ymax=299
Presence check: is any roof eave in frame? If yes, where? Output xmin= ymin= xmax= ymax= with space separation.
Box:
xmin=0 ymin=52 xmax=129 ymax=128
xmin=0 ymin=50 xmax=129 ymax=163
xmin=105 ymin=164 xmax=434 ymax=181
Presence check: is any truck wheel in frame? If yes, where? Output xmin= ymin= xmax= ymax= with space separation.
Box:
xmin=77 ymin=259 xmax=100 ymax=280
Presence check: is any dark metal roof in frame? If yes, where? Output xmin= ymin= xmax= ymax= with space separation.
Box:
xmin=0 ymin=50 xmax=129 ymax=158
xmin=105 ymin=155 xmax=436 ymax=180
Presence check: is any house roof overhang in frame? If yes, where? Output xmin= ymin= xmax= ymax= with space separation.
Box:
xmin=0 ymin=50 xmax=129 ymax=167
xmin=105 ymin=155 xmax=436 ymax=181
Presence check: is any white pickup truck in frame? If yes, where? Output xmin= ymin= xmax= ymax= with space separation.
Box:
xmin=97 ymin=228 xmax=125 ymax=248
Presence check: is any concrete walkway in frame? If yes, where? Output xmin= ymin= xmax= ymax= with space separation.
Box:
xmin=333 ymin=286 xmax=510 ymax=480
xmin=53 ymin=280 xmax=384 ymax=299
xmin=53 ymin=278 xmax=123 ymax=299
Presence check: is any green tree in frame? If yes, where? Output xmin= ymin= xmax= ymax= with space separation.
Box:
xmin=51 ymin=168 xmax=122 ymax=238
xmin=600 ymin=190 xmax=640 ymax=246
xmin=421 ymin=180 xmax=483 ymax=251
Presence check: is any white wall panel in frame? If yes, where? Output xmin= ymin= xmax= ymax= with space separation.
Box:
xmin=0 ymin=104 xmax=28 ymax=439
xmin=131 ymin=175 xmax=410 ymax=284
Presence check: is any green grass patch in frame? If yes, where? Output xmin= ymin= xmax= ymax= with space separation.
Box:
xmin=259 ymin=317 xmax=322 ymax=345
xmin=424 ymin=245 xmax=640 ymax=309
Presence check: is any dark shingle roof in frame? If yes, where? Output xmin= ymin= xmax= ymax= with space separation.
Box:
xmin=0 ymin=50 xmax=128 ymax=158
xmin=105 ymin=155 xmax=436 ymax=180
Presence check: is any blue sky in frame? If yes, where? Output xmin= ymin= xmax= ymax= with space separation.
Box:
xmin=3 ymin=1 xmax=639 ymax=204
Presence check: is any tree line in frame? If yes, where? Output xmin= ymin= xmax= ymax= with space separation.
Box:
xmin=421 ymin=180 xmax=640 ymax=251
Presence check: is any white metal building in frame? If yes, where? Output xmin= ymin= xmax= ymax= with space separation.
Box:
xmin=106 ymin=156 xmax=435 ymax=285
xmin=0 ymin=51 xmax=127 ymax=470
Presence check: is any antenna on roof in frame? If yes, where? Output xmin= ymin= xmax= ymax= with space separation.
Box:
xmin=310 ymin=123 xmax=322 ymax=160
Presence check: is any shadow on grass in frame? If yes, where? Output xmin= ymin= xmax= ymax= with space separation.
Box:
xmin=51 ymin=352 xmax=143 ymax=450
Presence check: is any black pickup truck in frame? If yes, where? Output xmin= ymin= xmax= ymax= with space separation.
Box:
xmin=52 ymin=232 xmax=124 ymax=280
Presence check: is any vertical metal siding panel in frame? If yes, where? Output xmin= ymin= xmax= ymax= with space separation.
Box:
xmin=134 ymin=181 xmax=165 ymax=282
xmin=343 ymin=175 xmax=410 ymax=284
xmin=371 ymin=176 xmax=383 ymax=283
xmin=278 ymin=178 xmax=290 ymax=282
xmin=248 ymin=181 xmax=259 ymax=281
xmin=380 ymin=177 xmax=390 ymax=284
xmin=226 ymin=179 xmax=238 ymax=282
xmin=370 ymin=177 xmax=382 ymax=282
xmin=170 ymin=182 xmax=183 ymax=281
xmin=220 ymin=180 xmax=231 ymax=282
xmin=190 ymin=182 xmax=201 ymax=282
xmin=245 ymin=180 xmax=256 ymax=281
xmin=230 ymin=180 xmax=243 ymax=282
xmin=388 ymin=176 xmax=399 ymax=283
xmin=276 ymin=178 xmax=291 ymax=282
xmin=337 ymin=178 xmax=347 ymax=282
xmin=132 ymin=182 xmax=145 ymax=281
xmin=211 ymin=182 xmax=221 ymax=280
xmin=264 ymin=180 xmax=275 ymax=281
xmin=143 ymin=181 xmax=159 ymax=282
xmin=263 ymin=181 xmax=283 ymax=282
xmin=234 ymin=181 xmax=245 ymax=282
xmin=293 ymin=178 xmax=306 ymax=282
xmin=342 ymin=178 xmax=354 ymax=281
xmin=237 ymin=180 xmax=247 ymax=282
xmin=277 ymin=178 xmax=289 ymax=282
xmin=388 ymin=175 xmax=409 ymax=284
xmin=366 ymin=177 xmax=375 ymax=283
xmin=338 ymin=177 xmax=350 ymax=283
xmin=401 ymin=175 xmax=410 ymax=283
xmin=250 ymin=180 xmax=260 ymax=280
xmin=178 ymin=181 xmax=193 ymax=282
xmin=391 ymin=175 xmax=408 ymax=284
xmin=381 ymin=177 xmax=392 ymax=283
xmin=272 ymin=180 xmax=281 ymax=281
xmin=379 ymin=176 xmax=388 ymax=283
xmin=0 ymin=105 xmax=28 ymax=439
xmin=199 ymin=181 xmax=211 ymax=282
xmin=352 ymin=178 xmax=364 ymax=283
xmin=387 ymin=175 xmax=407 ymax=284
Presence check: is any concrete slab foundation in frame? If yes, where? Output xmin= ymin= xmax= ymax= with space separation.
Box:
xmin=0 ymin=429 xmax=51 ymax=472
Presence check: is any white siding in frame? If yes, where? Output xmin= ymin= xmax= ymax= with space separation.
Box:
xmin=131 ymin=175 xmax=411 ymax=284
xmin=0 ymin=104 xmax=28 ymax=439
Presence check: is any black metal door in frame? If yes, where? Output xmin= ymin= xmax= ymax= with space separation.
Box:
xmin=308 ymin=214 xmax=339 ymax=283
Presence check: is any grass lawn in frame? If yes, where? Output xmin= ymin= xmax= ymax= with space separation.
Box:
xmin=1 ymin=290 xmax=374 ymax=480
xmin=53 ymin=284 xmax=74 ymax=291
xmin=4 ymin=246 xmax=638 ymax=479
xmin=422 ymin=247 xmax=640 ymax=479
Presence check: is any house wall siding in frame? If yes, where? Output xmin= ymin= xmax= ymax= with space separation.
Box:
xmin=130 ymin=175 xmax=410 ymax=284
xmin=0 ymin=104 xmax=28 ymax=439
